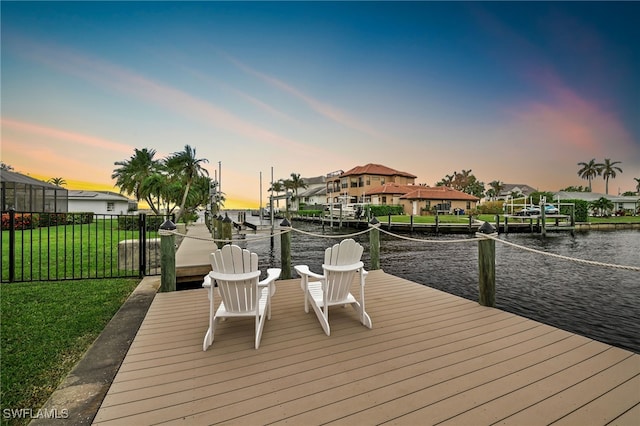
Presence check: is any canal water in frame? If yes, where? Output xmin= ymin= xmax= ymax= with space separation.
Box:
xmin=237 ymin=215 xmax=640 ymax=354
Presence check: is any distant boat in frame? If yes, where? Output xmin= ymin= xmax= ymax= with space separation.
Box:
xmin=325 ymin=203 xmax=366 ymax=220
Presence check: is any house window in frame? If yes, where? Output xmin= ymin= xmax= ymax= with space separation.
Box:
xmin=351 ymin=179 xmax=358 ymax=188
xmin=107 ymin=202 xmax=114 ymax=212
xmin=382 ymin=196 xmax=387 ymax=204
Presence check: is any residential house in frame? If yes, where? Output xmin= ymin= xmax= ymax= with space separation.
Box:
xmin=498 ymin=183 xmax=538 ymax=200
xmin=0 ymin=170 xmax=68 ymax=212
xmin=68 ymin=190 xmax=137 ymax=215
xmin=366 ymin=184 xmax=479 ymax=215
xmin=294 ymin=176 xmax=326 ymax=210
xmin=554 ymin=191 xmax=640 ymax=215
xmin=326 ymin=164 xmax=417 ymax=204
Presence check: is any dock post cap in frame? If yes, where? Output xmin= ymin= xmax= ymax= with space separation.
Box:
xmin=478 ymin=221 xmax=497 ymax=234
xmin=369 ymin=217 xmax=380 ymax=225
xmin=159 ymin=219 xmax=177 ymax=231
xmin=280 ymin=218 xmax=291 ymax=227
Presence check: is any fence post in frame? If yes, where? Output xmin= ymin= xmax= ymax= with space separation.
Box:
xmin=159 ymin=219 xmax=177 ymax=292
xmin=222 ymin=213 xmax=233 ymax=245
xmin=280 ymin=218 xmax=292 ymax=279
xmin=215 ymin=214 xmax=224 ymax=248
xmin=138 ymin=213 xmax=147 ymax=277
xmin=8 ymin=208 xmax=16 ymax=282
xmin=369 ymin=217 xmax=380 ymax=270
xmin=476 ymin=222 xmax=497 ymax=307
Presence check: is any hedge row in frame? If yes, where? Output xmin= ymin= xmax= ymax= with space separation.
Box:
xmin=1 ymin=212 xmax=94 ymax=230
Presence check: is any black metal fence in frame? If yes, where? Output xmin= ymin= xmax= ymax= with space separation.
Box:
xmin=1 ymin=210 xmax=166 ymax=283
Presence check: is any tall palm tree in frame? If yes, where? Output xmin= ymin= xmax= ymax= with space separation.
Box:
xmin=634 ymin=177 xmax=640 ymax=194
xmin=287 ymin=173 xmax=308 ymax=209
xmin=165 ymin=145 xmax=209 ymax=223
xmin=600 ymin=158 xmax=622 ymax=195
xmin=112 ymin=148 xmax=162 ymax=213
xmin=577 ymin=159 xmax=603 ymax=192
xmin=48 ymin=177 xmax=67 ymax=187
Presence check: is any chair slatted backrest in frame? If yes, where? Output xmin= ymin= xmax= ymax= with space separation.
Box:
xmin=323 ymin=239 xmax=364 ymax=303
xmin=210 ymin=245 xmax=260 ymax=313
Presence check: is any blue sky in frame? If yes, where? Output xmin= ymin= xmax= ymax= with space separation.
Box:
xmin=2 ymin=1 xmax=639 ymax=207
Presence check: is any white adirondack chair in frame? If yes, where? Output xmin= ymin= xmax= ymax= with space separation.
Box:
xmin=202 ymin=244 xmax=280 ymax=350
xmin=294 ymin=238 xmax=372 ymax=336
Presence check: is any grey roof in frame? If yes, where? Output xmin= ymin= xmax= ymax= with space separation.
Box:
xmin=0 ymin=170 xmax=61 ymax=189
xmin=302 ymin=176 xmax=326 ymax=185
xmin=554 ymin=191 xmax=640 ymax=203
xmin=499 ymin=183 xmax=538 ymax=196
xmin=68 ymin=190 xmax=134 ymax=202
xmin=299 ymin=186 xmax=326 ymax=197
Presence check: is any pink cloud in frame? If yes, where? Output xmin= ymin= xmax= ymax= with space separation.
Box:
xmin=1 ymin=118 xmax=134 ymax=154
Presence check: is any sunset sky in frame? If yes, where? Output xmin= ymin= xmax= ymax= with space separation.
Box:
xmin=2 ymin=2 xmax=639 ymax=208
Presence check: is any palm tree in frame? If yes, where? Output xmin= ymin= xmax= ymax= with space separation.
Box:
xmin=165 ymin=145 xmax=209 ymax=223
xmin=577 ymin=159 xmax=603 ymax=192
xmin=48 ymin=177 xmax=67 ymax=187
xmin=112 ymin=148 xmax=161 ymax=213
xmin=286 ymin=173 xmax=308 ymax=210
xmin=600 ymin=158 xmax=622 ymax=195
xmin=635 ymin=177 xmax=640 ymax=194
xmin=268 ymin=180 xmax=285 ymax=209
xmin=589 ymin=197 xmax=614 ymax=217
xmin=488 ymin=180 xmax=504 ymax=200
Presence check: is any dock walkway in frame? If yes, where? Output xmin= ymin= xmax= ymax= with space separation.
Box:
xmin=93 ymin=268 xmax=639 ymax=425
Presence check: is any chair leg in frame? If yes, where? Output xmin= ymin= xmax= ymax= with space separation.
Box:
xmin=351 ymin=302 xmax=372 ymax=329
xmin=203 ymin=327 xmax=213 ymax=351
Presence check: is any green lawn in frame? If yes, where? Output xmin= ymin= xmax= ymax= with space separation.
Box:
xmin=2 ymin=219 xmax=156 ymax=282
xmin=0 ymin=278 xmax=140 ymax=426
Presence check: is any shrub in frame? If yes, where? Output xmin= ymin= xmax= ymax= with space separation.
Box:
xmin=118 ymin=214 xmax=166 ymax=231
xmin=370 ymin=204 xmax=404 ymax=216
xmin=477 ymin=201 xmax=504 ymax=214
xmin=1 ymin=212 xmax=39 ymax=230
xmin=560 ymin=199 xmax=589 ymax=222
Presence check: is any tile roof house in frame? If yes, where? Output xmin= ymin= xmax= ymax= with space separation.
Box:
xmin=367 ymin=184 xmax=480 ymax=215
xmin=326 ymin=163 xmax=417 ymax=204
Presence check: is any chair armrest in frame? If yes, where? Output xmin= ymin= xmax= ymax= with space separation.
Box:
xmin=259 ymin=268 xmax=281 ymax=286
xmin=209 ymin=270 xmax=261 ymax=282
xmin=322 ymin=261 xmax=364 ymax=273
xmin=294 ymin=264 xmax=324 ymax=280
xmin=202 ymin=274 xmax=213 ymax=288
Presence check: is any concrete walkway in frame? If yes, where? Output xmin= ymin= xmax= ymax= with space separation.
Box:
xmin=174 ymin=222 xmax=217 ymax=283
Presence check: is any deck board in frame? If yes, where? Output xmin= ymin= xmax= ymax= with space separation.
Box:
xmin=92 ymin=270 xmax=639 ymax=425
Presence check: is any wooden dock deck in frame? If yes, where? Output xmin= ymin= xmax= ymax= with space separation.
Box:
xmin=92 ymin=270 xmax=639 ymax=425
